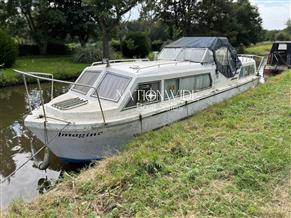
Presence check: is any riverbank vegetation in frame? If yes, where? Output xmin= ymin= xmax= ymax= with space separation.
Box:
xmin=0 ymin=56 xmax=86 ymax=88
xmin=245 ymin=42 xmax=272 ymax=56
xmin=6 ymin=71 xmax=291 ymax=217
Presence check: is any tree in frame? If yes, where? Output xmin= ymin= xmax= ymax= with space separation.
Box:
xmin=145 ymin=0 xmax=263 ymax=47
xmin=54 ymin=0 xmax=97 ymax=47
xmin=6 ymin=0 xmax=66 ymax=54
xmin=152 ymin=0 xmax=199 ymax=38
xmin=275 ymin=32 xmax=290 ymax=41
xmin=286 ymin=19 xmax=291 ymax=34
xmin=232 ymin=0 xmax=262 ymax=46
xmin=85 ymin=0 xmax=139 ymax=58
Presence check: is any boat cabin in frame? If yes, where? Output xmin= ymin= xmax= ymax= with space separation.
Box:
xmin=23 ymin=37 xmax=258 ymax=161
xmin=45 ymin=37 xmax=256 ymax=123
xmin=265 ymin=41 xmax=291 ymax=74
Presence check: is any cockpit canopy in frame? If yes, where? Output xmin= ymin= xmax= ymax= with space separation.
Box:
xmin=162 ymin=37 xmax=242 ymax=78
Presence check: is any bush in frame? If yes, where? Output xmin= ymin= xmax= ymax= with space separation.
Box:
xmin=73 ymin=42 xmax=117 ymax=64
xmin=47 ymin=43 xmax=69 ymax=55
xmin=0 ymin=30 xmax=18 ymax=67
xmin=73 ymin=45 xmax=103 ymax=64
xmin=18 ymin=44 xmax=39 ymax=56
xmin=111 ymin=39 xmax=121 ymax=52
xmin=122 ymin=32 xmax=151 ymax=58
xmin=151 ymin=40 xmax=164 ymax=52
xmin=18 ymin=43 xmax=69 ymax=56
xmin=275 ymin=32 xmax=290 ymax=41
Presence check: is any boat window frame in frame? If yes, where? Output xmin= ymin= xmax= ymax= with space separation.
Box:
xmin=91 ymin=71 xmax=132 ymax=103
xmin=123 ymin=80 xmax=162 ymax=110
xmin=239 ymin=64 xmax=256 ymax=78
xmin=158 ymin=47 xmax=212 ymax=63
xmin=164 ymin=73 xmax=213 ymax=101
xmin=71 ymin=70 xmax=102 ymax=95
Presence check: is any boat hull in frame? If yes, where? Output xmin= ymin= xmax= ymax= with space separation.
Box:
xmin=26 ymin=78 xmax=259 ymax=163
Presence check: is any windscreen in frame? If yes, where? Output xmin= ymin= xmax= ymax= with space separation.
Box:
xmin=158 ymin=48 xmax=208 ymax=63
xmin=176 ymin=48 xmax=207 ymax=62
xmin=72 ymin=70 xmax=101 ymax=94
xmin=158 ymin=48 xmax=182 ymax=60
xmin=94 ymin=72 xmax=131 ymax=102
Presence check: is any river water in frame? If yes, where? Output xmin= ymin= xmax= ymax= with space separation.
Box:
xmin=0 ymin=83 xmax=76 ymax=209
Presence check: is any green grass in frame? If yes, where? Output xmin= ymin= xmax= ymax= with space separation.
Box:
xmin=6 ymin=72 xmax=291 ymax=217
xmin=245 ymin=42 xmax=272 ymax=56
xmin=0 ymin=56 xmax=87 ymax=88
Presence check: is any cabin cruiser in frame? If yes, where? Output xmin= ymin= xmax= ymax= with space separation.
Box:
xmin=20 ymin=37 xmax=260 ymax=163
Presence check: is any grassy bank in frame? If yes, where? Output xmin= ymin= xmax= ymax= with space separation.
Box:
xmin=245 ymin=42 xmax=272 ymax=56
xmin=0 ymin=56 xmax=86 ymax=88
xmin=6 ymin=72 xmax=291 ymax=217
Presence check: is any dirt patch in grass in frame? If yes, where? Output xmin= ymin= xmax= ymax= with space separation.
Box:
xmin=260 ymin=178 xmax=291 ymax=218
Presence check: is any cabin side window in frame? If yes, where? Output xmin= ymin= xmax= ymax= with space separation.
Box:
xmin=125 ymin=81 xmax=161 ymax=108
xmin=239 ymin=65 xmax=255 ymax=78
xmin=164 ymin=78 xmax=179 ymax=99
xmin=72 ymin=70 xmax=101 ymax=94
xmin=180 ymin=74 xmax=212 ymax=93
xmin=93 ymin=72 xmax=131 ymax=102
xmin=164 ymin=74 xmax=212 ymax=100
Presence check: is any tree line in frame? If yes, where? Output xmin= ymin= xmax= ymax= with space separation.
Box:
xmin=0 ymin=0 xmax=271 ymax=58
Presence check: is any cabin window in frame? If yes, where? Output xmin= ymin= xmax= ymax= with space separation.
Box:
xmin=164 ymin=78 xmax=179 ymax=99
xmin=180 ymin=74 xmax=211 ymax=92
xmin=195 ymin=74 xmax=212 ymax=90
xmin=239 ymin=65 xmax=255 ymax=78
xmin=203 ymin=50 xmax=215 ymax=63
xmin=94 ymin=72 xmax=131 ymax=102
xmin=278 ymin=44 xmax=287 ymax=50
xmin=125 ymin=81 xmax=161 ymax=108
xmin=158 ymin=48 xmax=182 ymax=60
xmin=72 ymin=70 xmax=101 ymax=94
xmin=176 ymin=48 xmax=206 ymax=63
xmin=164 ymin=74 xmax=212 ymax=100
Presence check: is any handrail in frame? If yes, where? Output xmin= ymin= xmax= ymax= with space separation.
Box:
xmin=238 ymin=54 xmax=264 ymax=58
xmin=91 ymin=58 xmax=149 ymax=66
xmin=135 ymin=61 xmax=192 ymax=73
xmin=28 ymin=72 xmax=54 ymax=100
xmin=238 ymin=54 xmax=267 ymax=74
xmin=13 ymin=69 xmax=106 ymax=125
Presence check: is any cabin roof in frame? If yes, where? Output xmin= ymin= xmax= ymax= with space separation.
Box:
xmin=165 ymin=37 xmax=231 ymax=51
xmin=87 ymin=60 xmax=210 ymax=77
xmin=274 ymin=41 xmax=291 ymax=44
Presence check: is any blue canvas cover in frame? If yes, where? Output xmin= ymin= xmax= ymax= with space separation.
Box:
xmin=165 ymin=37 xmax=242 ymax=78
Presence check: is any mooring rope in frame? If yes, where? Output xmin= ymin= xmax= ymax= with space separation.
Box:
xmin=0 ymin=122 xmax=71 ymax=184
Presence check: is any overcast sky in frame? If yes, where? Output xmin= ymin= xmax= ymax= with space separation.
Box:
xmin=126 ymin=0 xmax=291 ymax=31
xmin=251 ymin=0 xmax=291 ymax=30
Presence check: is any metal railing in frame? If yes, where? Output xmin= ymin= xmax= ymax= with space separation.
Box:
xmin=91 ymin=58 xmax=149 ymax=66
xmin=134 ymin=61 xmax=193 ymax=73
xmin=238 ymin=54 xmax=267 ymax=74
xmin=13 ymin=69 xmax=106 ymax=125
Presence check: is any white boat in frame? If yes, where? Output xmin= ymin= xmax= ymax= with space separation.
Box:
xmin=17 ymin=37 xmax=263 ymax=163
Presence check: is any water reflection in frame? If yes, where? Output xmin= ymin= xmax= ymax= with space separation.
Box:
xmin=0 ymin=83 xmax=72 ymax=209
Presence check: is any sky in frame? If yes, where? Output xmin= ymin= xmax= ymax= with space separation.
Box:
xmin=126 ymin=0 xmax=291 ymax=31
xmin=251 ymin=0 xmax=291 ymax=30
